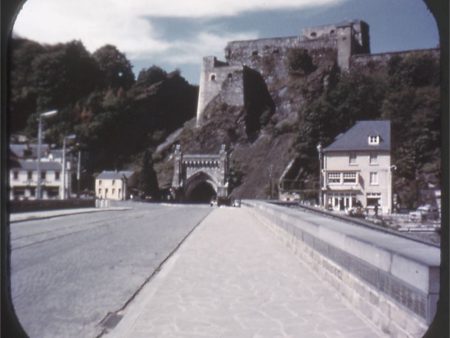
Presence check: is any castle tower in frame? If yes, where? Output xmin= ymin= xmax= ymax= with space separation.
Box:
xmin=196 ymin=57 xmax=244 ymax=127
xmin=336 ymin=20 xmax=370 ymax=70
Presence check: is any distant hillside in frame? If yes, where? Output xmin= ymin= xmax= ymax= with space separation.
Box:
xmin=9 ymin=36 xmax=440 ymax=208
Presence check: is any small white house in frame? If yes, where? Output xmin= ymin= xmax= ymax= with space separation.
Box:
xmin=95 ymin=171 xmax=135 ymax=200
xmin=321 ymin=120 xmax=392 ymax=214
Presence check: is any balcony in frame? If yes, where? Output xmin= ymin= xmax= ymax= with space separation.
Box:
xmin=323 ymin=171 xmax=363 ymax=191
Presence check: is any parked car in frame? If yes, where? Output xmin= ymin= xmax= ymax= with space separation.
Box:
xmin=346 ymin=206 xmax=366 ymax=218
xmin=232 ymin=199 xmax=241 ymax=207
xmin=409 ymin=205 xmax=439 ymax=222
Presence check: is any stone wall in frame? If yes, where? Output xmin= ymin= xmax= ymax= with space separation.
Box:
xmin=196 ymin=20 xmax=373 ymax=125
xmin=245 ymin=201 xmax=440 ymax=338
xmin=350 ymin=48 xmax=440 ymax=73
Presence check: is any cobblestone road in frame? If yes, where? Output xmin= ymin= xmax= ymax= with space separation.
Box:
xmin=10 ymin=203 xmax=211 ymax=338
xmin=106 ymin=206 xmax=385 ymax=338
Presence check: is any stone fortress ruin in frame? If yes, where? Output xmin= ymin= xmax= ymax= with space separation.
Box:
xmin=195 ymin=19 xmax=439 ymax=127
xmin=196 ymin=20 xmax=370 ymax=126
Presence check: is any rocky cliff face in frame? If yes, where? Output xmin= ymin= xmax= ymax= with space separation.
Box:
xmin=154 ymin=41 xmax=440 ymax=204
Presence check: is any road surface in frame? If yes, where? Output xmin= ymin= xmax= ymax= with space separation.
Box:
xmin=10 ymin=203 xmax=211 ymax=338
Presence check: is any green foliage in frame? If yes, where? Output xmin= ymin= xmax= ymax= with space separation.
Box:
xmin=32 ymin=41 xmax=101 ymax=112
xmin=137 ymin=66 xmax=167 ymax=86
xmin=93 ymin=45 xmax=135 ymax=89
xmin=138 ymin=150 xmax=160 ymax=199
xmin=292 ymin=53 xmax=440 ymax=205
xmin=10 ymin=37 xmax=197 ymax=185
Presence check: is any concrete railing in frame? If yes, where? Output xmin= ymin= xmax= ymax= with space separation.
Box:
xmin=95 ymin=199 xmax=111 ymax=208
xmin=244 ymin=200 xmax=440 ymax=338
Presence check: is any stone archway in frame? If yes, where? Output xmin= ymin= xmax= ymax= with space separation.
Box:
xmin=184 ymin=171 xmax=218 ymax=203
xmin=171 ymin=145 xmax=229 ymax=201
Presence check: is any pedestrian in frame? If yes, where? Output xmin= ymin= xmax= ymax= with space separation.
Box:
xmin=374 ymin=203 xmax=378 ymax=216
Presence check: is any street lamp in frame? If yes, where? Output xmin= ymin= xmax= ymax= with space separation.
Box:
xmin=62 ymin=134 xmax=76 ymax=200
xmin=36 ymin=110 xmax=58 ymax=199
xmin=316 ymin=143 xmax=323 ymax=207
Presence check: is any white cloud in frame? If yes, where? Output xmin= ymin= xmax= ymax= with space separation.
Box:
xmin=13 ymin=0 xmax=344 ymax=65
xmin=162 ymin=31 xmax=259 ymax=65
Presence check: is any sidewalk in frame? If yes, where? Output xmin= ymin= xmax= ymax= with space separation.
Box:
xmin=9 ymin=207 xmax=131 ymax=223
xmin=104 ymin=206 xmax=385 ymax=338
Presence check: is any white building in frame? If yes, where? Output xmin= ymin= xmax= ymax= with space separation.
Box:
xmin=95 ymin=171 xmax=135 ymax=200
xmin=321 ymin=120 xmax=392 ymax=214
xmin=9 ymin=144 xmax=73 ymax=200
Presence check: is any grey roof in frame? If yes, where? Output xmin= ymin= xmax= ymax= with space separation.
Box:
xmin=11 ymin=160 xmax=62 ymax=171
xmin=323 ymin=120 xmax=390 ymax=152
xmin=97 ymin=170 xmax=134 ymax=180
xmin=10 ymin=144 xmax=53 ymax=158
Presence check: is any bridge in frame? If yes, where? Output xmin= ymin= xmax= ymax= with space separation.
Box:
xmin=8 ymin=202 xmax=441 ymax=338
xmin=171 ymin=144 xmax=229 ymax=202
xmin=102 ymin=202 xmax=439 ymax=338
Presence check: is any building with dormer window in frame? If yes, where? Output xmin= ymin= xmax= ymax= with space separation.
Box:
xmin=320 ymin=120 xmax=392 ymax=214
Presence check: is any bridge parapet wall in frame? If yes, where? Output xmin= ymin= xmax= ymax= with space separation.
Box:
xmin=244 ymin=201 xmax=440 ymax=338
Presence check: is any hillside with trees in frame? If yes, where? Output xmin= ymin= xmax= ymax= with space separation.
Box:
xmin=9 ymin=38 xmax=198 ymax=194
xmin=8 ymin=37 xmax=440 ymax=208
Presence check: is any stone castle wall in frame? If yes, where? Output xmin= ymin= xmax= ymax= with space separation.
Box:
xmin=350 ymin=48 xmax=440 ymax=73
xmin=196 ymin=20 xmax=439 ymax=127
xmin=195 ymin=20 xmax=377 ymax=126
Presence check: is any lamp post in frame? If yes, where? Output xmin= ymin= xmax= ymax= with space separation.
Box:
xmin=62 ymin=134 xmax=76 ymax=200
xmin=36 ymin=110 xmax=58 ymax=199
xmin=77 ymin=148 xmax=81 ymax=198
xmin=316 ymin=143 xmax=323 ymax=208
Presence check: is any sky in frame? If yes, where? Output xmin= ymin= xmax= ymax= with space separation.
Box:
xmin=12 ymin=0 xmax=439 ymax=85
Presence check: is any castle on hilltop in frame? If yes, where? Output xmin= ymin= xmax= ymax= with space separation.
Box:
xmin=195 ymin=19 xmax=439 ymax=127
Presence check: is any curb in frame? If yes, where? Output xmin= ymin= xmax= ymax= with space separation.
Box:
xmin=10 ymin=207 xmax=132 ymax=223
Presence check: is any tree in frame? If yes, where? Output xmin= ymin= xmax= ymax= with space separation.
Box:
xmin=93 ymin=45 xmax=134 ymax=90
xmin=138 ymin=150 xmax=160 ymax=199
xmin=136 ymin=66 xmax=167 ymax=86
xmin=31 ymin=40 xmax=101 ymax=112
xmin=9 ymin=38 xmax=45 ymax=131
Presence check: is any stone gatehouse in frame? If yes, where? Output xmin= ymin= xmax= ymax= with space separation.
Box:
xmin=171 ymin=145 xmax=229 ymax=202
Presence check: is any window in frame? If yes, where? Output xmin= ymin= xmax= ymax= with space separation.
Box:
xmin=41 ymin=171 xmax=47 ymax=180
xmin=30 ymin=188 xmax=36 ymax=197
xmin=55 ymin=171 xmax=60 ymax=180
xmin=99 ymin=180 xmax=102 ymax=186
xmin=370 ymin=172 xmax=378 ymax=185
xmin=27 ymin=171 xmax=32 ymax=180
xmin=328 ymin=172 xmax=341 ymax=184
xmin=366 ymin=192 xmax=381 ymax=206
xmin=98 ymin=188 xmax=102 ymax=195
xmin=105 ymin=188 xmax=109 ymax=197
xmin=368 ymin=135 xmax=380 ymax=145
xmin=349 ymin=152 xmax=357 ymax=165
xmin=343 ymin=172 xmax=357 ymax=184
xmin=210 ymin=74 xmax=216 ymax=81
xmin=13 ymin=171 xmax=19 ymax=180
xmin=112 ymin=180 xmax=115 ymax=186
xmin=370 ymin=152 xmax=378 ymax=165
xmin=252 ymin=50 xmax=258 ymax=56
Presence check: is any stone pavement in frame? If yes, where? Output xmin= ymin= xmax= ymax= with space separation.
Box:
xmin=105 ymin=206 xmax=386 ymax=338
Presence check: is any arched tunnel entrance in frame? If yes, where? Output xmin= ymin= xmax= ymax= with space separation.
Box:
xmin=186 ymin=181 xmax=217 ymax=203
xmin=184 ymin=172 xmax=218 ymax=203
